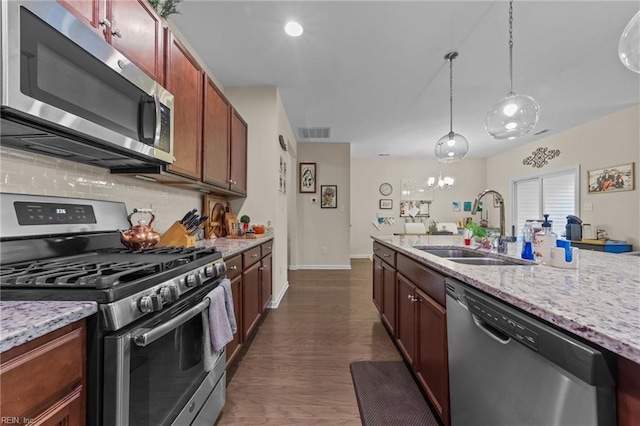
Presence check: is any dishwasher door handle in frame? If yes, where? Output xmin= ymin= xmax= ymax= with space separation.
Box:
xmin=472 ymin=314 xmax=511 ymax=345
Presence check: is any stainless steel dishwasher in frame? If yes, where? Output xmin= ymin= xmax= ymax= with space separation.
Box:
xmin=446 ymin=278 xmax=617 ymax=425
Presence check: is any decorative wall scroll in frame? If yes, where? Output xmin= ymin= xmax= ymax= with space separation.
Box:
xmin=299 ymin=162 xmax=316 ymax=193
xmin=522 ymin=147 xmax=561 ymax=168
xmin=321 ymin=185 xmax=337 ymax=208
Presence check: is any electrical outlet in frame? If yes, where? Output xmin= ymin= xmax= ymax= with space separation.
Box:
xmin=322 ymin=247 xmax=328 ymax=255
xmin=583 ymin=202 xmax=593 ymax=212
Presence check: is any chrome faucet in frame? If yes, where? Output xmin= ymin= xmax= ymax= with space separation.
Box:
xmin=471 ymin=189 xmax=514 ymax=253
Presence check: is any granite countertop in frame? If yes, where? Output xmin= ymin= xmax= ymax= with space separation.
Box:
xmin=198 ymin=235 xmax=273 ymax=258
xmin=373 ymin=234 xmax=640 ymax=363
xmin=0 ymin=301 xmax=97 ymax=353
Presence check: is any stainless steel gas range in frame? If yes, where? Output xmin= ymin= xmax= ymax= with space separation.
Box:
xmin=0 ymin=193 xmax=227 ymax=426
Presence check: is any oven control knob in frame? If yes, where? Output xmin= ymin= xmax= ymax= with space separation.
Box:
xmin=138 ymin=294 xmax=163 ymax=313
xmin=160 ymin=285 xmax=179 ymax=303
xmin=185 ymin=274 xmax=200 ymax=287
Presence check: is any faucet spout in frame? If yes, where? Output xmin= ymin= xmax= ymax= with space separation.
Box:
xmin=471 ymin=189 xmax=505 ymax=238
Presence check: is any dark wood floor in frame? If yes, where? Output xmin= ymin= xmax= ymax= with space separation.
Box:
xmin=216 ymin=259 xmax=401 ymax=425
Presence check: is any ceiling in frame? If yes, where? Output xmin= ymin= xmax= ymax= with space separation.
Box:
xmin=170 ymin=1 xmax=640 ymax=159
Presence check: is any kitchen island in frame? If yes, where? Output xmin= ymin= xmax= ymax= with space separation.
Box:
xmin=373 ymin=234 xmax=640 ymax=426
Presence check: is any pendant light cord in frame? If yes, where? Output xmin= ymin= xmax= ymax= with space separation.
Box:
xmin=449 ymin=56 xmax=454 ymax=133
xmin=508 ymin=0 xmax=514 ymax=93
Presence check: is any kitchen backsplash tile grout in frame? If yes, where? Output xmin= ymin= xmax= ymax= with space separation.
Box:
xmin=0 ymin=147 xmax=202 ymax=232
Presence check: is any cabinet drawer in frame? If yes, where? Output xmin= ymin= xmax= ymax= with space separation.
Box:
xmin=397 ymin=253 xmax=445 ymax=306
xmin=373 ymin=242 xmax=396 ymax=267
xmin=261 ymin=240 xmax=273 ymax=258
xmin=243 ymin=246 xmax=261 ymax=268
xmin=0 ymin=323 xmax=84 ymax=419
xmin=225 ymin=254 xmax=242 ymax=280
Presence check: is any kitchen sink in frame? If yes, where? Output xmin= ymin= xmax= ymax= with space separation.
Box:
xmin=415 ymin=247 xmax=486 ymax=258
xmin=446 ymin=257 xmax=526 ymax=266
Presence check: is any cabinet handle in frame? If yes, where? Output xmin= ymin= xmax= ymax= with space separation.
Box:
xmin=266 ymin=246 xmax=272 ymax=250
xmin=377 ymin=266 xmax=382 ymax=270
xmin=112 ymin=28 xmax=123 ymax=38
xmin=251 ymin=254 xmax=258 ymax=258
xmin=229 ymin=179 xmax=237 ymax=184
xmin=259 ymin=266 xmax=264 ymax=271
xmin=229 ymin=266 xmax=237 ymax=271
xmin=383 ymin=253 xmax=390 ymax=257
xmin=99 ymin=19 xmax=112 ymax=28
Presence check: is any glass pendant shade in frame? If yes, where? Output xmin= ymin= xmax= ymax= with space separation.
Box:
xmin=619 ymin=11 xmax=640 ymax=73
xmin=485 ymin=92 xmax=540 ymax=139
xmin=435 ymin=131 xmax=469 ymax=163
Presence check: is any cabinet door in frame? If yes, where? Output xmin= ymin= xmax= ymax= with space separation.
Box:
xmin=372 ymin=256 xmax=383 ymax=313
xmin=165 ymin=32 xmax=203 ymax=180
xmin=242 ymin=262 xmax=261 ymax=340
xmin=57 ymin=0 xmax=104 ymax=36
xmin=110 ymin=0 xmax=164 ymax=82
xmin=381 ymin=261 xmax=396 ymax=336
xmin=229 ymin=109 xmax=248 ymax=195
xmin=396 ymin=274 xmax=416 ymax=366
xmin=260 ymin=253 xmax=272 ymax=313
xmin=416 ymin=287 xmax=449 ymax=425
xmin=202 ymin=77 xmax=230 ymax=189
xmin=225 ymin=274 xmax=242 ymax=369
xmin=37 ymin=386 xmax=84 ymax=426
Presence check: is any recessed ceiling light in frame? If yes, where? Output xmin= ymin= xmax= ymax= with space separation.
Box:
xmin=285 ymin=21 xmax=303 ymax=37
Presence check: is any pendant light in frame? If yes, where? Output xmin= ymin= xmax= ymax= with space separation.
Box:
xmin=435 ymin=51 xmax=469 ymax=163
xmin=485 ymin=0 xmax=539 ymax=139
xmin=619 ymin=11 xmax=640 ymax=73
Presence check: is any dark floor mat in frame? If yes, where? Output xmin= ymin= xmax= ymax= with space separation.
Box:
xmin=350 ymin=361 xmax=440 ymax=426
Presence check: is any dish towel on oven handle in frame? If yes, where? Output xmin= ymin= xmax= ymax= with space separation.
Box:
xmin=219 ymin=278 xmax=237 ymax=334
xmin=203 ymin=286 xmax=233 ymax=365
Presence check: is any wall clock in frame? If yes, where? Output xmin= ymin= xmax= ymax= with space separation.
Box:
xmin=379 ymin=183 xmax=393 ymax=196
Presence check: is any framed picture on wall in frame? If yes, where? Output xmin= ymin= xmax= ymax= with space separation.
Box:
xmin=587 ymin=162 xmax=635 ymax=194
xmin=299 ymin=162 xmax=317 ymax=193
xmin=379 ymin=199 xmax=393 ymax=209
xmin=321 ymin=185 xmax=337 ymax=208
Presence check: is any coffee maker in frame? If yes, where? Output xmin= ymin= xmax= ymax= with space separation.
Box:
xmin=565 ymin=215 xmax=583 ymax=241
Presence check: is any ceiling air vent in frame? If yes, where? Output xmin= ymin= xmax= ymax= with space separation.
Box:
xmin=534 ymin=129 xmax=550 ymax=136
xmin=298 ymin=127 xmax=331 ymax=139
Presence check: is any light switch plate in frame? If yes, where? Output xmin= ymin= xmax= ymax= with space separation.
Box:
xmin=583 ymin=202 xmax=593 ymax=212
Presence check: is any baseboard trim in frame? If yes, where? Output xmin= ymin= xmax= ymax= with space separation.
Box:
xmin=268 ymin=281 xmax=289 ymax=309
xmin=351 ymin=254 xmax=372 ymax=260
xmin=293 ymin=265 xmax=352 ymax=270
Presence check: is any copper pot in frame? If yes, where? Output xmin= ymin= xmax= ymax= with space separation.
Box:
xmin=120 ymin=209 xmax=160 ymax=251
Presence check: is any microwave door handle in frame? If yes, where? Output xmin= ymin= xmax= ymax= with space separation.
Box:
xmin=133 ymin=298 xmax=210 ymax=347
xmin=152 ymin=93 xmax=161 ymax=147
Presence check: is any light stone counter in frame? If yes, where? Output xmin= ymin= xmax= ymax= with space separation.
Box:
xmin=197 ymin=235 xmax=273 ymax=258
xmin=0 ymin=301 xmax=97 ymax=353
xmin=373 ymin=234 xmax=640 ymax=363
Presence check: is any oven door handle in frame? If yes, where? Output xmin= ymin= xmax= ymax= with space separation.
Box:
xmin=133 ymin=298 xmax=210 ymax=347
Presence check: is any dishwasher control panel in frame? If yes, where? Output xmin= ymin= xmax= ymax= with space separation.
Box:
xmin=465 ymin=292 xmax=539 ymax=350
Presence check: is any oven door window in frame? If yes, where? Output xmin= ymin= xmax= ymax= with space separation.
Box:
xmin=129 ymin=315 xmax=207 ymax=426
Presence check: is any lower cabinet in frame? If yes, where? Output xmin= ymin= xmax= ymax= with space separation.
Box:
xmin=0 ymin=320 xmax=87 ymax=426
xmin=260 ymin=253 xmax=272 ymax=313
xmin=242 ymin=260 xmax=262 ymax=341
xmin=373 ymin=254 xmax=396 ymax=336
xmin=225 ymin=254 xmax=243 ymax=368
xmin=395 ymin=273 xmax=416 ymax=366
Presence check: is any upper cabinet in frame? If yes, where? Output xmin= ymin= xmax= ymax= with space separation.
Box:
xmin=165 ymin=32 xmax=203 ymax=180
xmin=57 ymin=0 xmax=164 ymax=82
xmin=202 ymin=77 xmax=231 ymax=189
xmin=230 ymin=110 xmax=248 ymax=195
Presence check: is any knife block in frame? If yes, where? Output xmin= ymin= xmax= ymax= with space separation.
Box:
xmin=157 ymin=221 xmax=196 ymax=248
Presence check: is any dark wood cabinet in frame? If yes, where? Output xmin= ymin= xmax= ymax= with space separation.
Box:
xmin=229 ymin=110 xmax=248 ymax=195
xmin=260 ymin=253 xmax=272 ymax=313
xmin=202 ymin=77 xmax=231 ymax=189
xmin=373 ymin=257 xmax=383 ymax=312
xmin=381 ymin=260 xmax=396 ymax=335
xmin=0 ymin=320 xmax=86 ymax=426
xmin=225 ymin=254 xmax=243 ymax=368
xmin=395 ymin=273 xmax=416 ymax=366
xmin=416 ymin=287 xmax=449 ymax=425
xmin=58 ymin=0 xmax=164 ymax=82
xmin=617 ymin=356 xmax=640 ymax=426
xmin=242 ymin=261 xmax=261 ymax=341
xmin=165 ymin=32 xmax=203 ymax=180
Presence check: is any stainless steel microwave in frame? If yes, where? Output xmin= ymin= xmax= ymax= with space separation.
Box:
xmin=0 ymin=0 xmax=174 ymax=169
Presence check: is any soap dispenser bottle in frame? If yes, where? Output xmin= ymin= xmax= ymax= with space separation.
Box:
xmin=521 ymin=222 xmax=534 ymax=260
xmin=534 ymin=214 xmax=557 ymax=264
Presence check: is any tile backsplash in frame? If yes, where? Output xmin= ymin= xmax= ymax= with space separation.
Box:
xmin=0 ymin=147 xmax=203 ymax=232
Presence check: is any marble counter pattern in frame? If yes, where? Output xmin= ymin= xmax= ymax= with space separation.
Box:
xmin=197 ymin=235 xmax=273 ymax=258
xmin=373 ymin=235 xmax=640 ymax=363
xmin=0 ymin=301 xmax=97 ymax=353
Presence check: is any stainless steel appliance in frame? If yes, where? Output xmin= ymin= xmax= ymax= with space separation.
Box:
xmin=0 ymin=194 xmax=226 ymax=426
xmin=1 ymin=0 xmax=174 ymax=168
xmin=446 ymin=278 xmax=616 ymax=426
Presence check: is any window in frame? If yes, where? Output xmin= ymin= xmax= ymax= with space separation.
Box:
xmin=512 ymin=167 xmax=579 ymax=237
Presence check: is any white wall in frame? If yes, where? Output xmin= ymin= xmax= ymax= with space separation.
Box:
xmin=225 ymin=86 xmax=295 ymax=306
xmin=0 ymin=147 xmax=203 ymax=232
xmin=295 ymin=142 xmax=351 ymax=269
xmin=487 ymin=104 xmax=640 ymax=248
xmin=350 ymin=157 xmax=488 ymax=257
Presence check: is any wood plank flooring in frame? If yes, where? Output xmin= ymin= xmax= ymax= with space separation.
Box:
xmin=216 ymin=259 xmax=401 ymax=425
